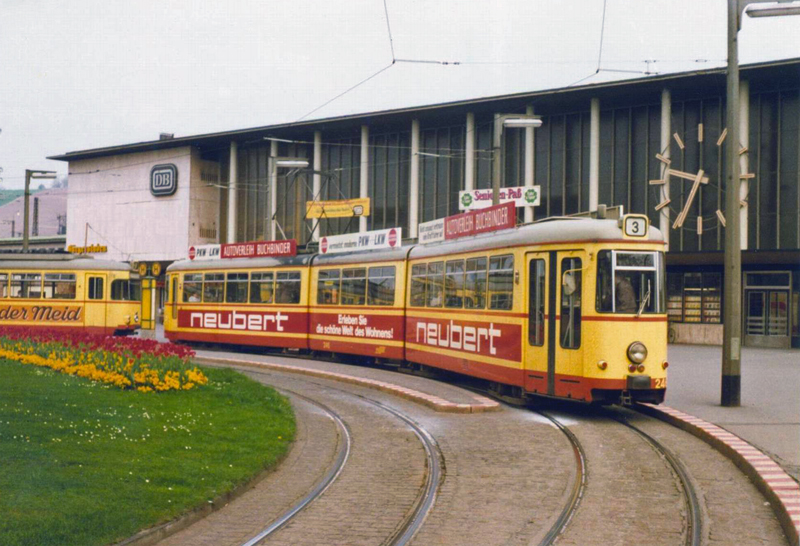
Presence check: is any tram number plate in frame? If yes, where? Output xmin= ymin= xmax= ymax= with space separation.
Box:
xmin=623 ymin=215 xmax=648 ymax=238
xmin=655 ymin=377 xmax=666 ymax=389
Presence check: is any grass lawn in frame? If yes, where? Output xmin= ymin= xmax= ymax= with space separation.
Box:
xmin=0 ymin=360 xmax=295 ymax=546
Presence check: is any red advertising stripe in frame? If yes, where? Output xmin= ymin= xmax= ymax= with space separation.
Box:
xmin=177 ymin=309 xmax=307 ymax=335
xmin=405 ymin=315 xmax=521 ymax=362
xmin=220 ymin=239 xmax=297 ymax=259
xmin=444 ymin=202 xmax=515 ymax=240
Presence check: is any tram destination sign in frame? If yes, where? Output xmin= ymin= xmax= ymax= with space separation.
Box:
xmin=150 ymin=164 xmax=178 ymax=197
xmin=419 ymin=202 xmax=515 ymax=244
xmin=319 ymin=227 xmax=401 ymax=254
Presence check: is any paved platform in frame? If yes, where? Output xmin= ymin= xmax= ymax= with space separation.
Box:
xmin=664 ymin=344 xmax=799 ymax=479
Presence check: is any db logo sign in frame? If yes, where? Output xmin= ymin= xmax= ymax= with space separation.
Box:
xmin=320 ymin=237 xmax=328 ymax=254
xmin=388 ymin=228 xmax=398 ymax=247
xmin=150 ymin=164 xmax=178 ymax=196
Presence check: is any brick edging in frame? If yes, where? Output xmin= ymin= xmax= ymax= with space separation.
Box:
xmin=637 ymin=403 xmax=800 ymax=546
xmin=194 ymin=356 xmax=500 ymax=414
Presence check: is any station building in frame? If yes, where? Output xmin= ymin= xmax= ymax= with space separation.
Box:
xmin=50 ymin=58 xmax=800 ymax=348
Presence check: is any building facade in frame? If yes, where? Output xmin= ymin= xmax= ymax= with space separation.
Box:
xmin=50 ymin=59 xmax=800 ymax=348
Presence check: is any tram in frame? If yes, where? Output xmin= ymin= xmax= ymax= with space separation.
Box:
xmin=0 ymin=253 xmax=141 ymax=335
xmin=165 ymin=215 xmax=667 ymax=404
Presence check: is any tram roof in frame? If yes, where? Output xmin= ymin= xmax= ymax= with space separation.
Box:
xmin=407 ymin=218 xmax=665 ymax=260
xmin=167 ymin=254 xmax=314 ymax=272
xmin=0 ymin=254 xmax=133 ymax=271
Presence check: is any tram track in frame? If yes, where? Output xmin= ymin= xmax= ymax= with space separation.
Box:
xmin=607 ymin=409 xmax=705 ymax=546
xmin=228 ymin=365 xmax=443 ymax=546
xmin=535 ymin=411 xmax=587 ymax=546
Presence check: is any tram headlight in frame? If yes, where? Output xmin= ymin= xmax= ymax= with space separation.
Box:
xmin=627 ymin=341 xmax=648 ymax=364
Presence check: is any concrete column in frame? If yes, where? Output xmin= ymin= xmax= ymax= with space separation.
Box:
xmin=739 ymin=80 xmax=749 ymax=250
xmin=465 ymin=112 xmax=476 ymax=191
xmin=589 ymin=98 xmax=600 ymax=212
xmin=360 ymin=125 xmax=369 ymax=233
xmin=660 ymin=89 xmax=672 ymax=245
xmin=410 ymin=119 xmax=420 ymax=238
xmin=524 ymin=105 xmax=535 ymax=223
xmin=227 ymin=141 xmax=238 ymax=243
xmin=312 ymin=131 xmax=322 ymax=242
xmin=269 ymin=140 xmax=278 ymax=240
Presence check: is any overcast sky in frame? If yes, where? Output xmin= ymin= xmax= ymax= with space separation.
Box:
xmin=1 ymin=0 xmax=799 ymax=188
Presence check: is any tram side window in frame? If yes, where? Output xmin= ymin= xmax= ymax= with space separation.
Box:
xmin=183 ymin=273 xmax=203 ymax=302
xmin=528 ymin=260 xmax=546 ymax=346
xmin=226 ymin=272 xmax=249 ymax=303
xmin=445 ymin=260 xmax=465 ymax=308
xmin=367 ymin=266 xmax=395 ymax=306
xmin=341 ymin=268 xmax=367 ymax=306
xmin=410 ymin=264 xmax=427 ymax=307
xmin=560 ymin=258 xmax=582 ymax=349
xmin=111 ymin=279 xmax=141 ymax=301
xmin=426 ymin=262 xmax=444 ymax=308
xmin=250 ymin=272 xmax=274 ymax=304
xmin=11 ymin=273 xmax=41 ymax=299
xmin=88 ymin=277 xmax=104 ymax=300
xmin=43 ymin=273 xmax=76 ymax=300
xmin=275 ymin=271 xmax=301 ymax=304
xmin=317 ymin=269 xmax=340 ymax=305
xmin=0 ymin=273 xmax=8 ymax=298
xmin=488 ymin=255 xmax=514 ymax=310
xmin=465 ymin=257 xmax=487 ymax=309
xmin=203 ymin=273 xmax=224 ymax=303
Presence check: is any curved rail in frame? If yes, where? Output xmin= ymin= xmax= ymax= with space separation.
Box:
xmin=536 ymin=411 xmax=587 ymax=546
xmin=235 ymin=367 xmax=442 ymax=546
xmin=239 ymin=389 xmax=352 ymax=546
xmin=613 ymin=414 xmax=704 ymax=546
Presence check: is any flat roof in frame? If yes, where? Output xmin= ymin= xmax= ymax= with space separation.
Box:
xmin=49 ymin=57 xmax=800 ymax=163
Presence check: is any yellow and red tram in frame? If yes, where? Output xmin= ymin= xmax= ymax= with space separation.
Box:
xmin=165 ymin=215 xmax=668 ymax=404
xmin=0 ymin=253 xmax=141 ymax=335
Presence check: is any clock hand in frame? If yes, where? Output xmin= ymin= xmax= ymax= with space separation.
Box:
xmin=673 ymin=169 xmax=705 ymax=229
xmin=667 ymin=168 xmax=709 ymax=184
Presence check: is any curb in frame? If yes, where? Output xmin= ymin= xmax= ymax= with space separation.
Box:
xmin=194 ymin=355 xmax=500 ymax=414
xmin=637 ymin=403 xmax=800 ymax=546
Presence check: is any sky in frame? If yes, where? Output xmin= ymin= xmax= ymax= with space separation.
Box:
xmin=1 ymin=0 xmax=799 ymax=189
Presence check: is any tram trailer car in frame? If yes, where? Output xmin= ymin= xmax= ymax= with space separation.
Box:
xmin=0 ymin=253 xmax=141 ymax=335
xmin=165 ymin=216 xmax=667 ymax=404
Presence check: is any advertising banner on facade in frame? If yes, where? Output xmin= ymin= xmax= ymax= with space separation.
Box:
xmin=458 ymin=185 xmax=540 ymax=211
xmin=319 ymin=227 xmax=402 ymax=254
xmin=418 ymin=202 xmax=516 ymax=244
xmin=188 ymin=244 xmax=220 ymax=260
xmin=306 ymin=198 xmax=371 ymax=219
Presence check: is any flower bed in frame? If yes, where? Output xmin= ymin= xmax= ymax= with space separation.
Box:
xmin=0 ymin=327 xmax=206 ymax=392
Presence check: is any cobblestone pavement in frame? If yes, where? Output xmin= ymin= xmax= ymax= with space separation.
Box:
xmin=551 ymin=405 xmax=788 ymax=546
xmin=153 ymin=351 xmax=791 ymax=545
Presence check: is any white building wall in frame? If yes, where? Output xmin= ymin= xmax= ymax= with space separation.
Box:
xmin=66 ymin=147 xmax=206 ymax=262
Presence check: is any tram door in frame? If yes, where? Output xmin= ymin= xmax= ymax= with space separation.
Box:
xmin=553 ymin=251 xmax=585 ymax=397
xmin=524 ymin=253 xmax=550 ymax=393
xmin=85 ymin=274 xmax=107 ymax=331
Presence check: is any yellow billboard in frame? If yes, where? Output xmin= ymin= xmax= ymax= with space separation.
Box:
xmin=306 ymin=198 xmax=371 ymax=219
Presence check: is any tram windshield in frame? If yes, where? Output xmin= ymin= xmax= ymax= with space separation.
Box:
xmin=596 ymin=250 xmax=665 ymax=314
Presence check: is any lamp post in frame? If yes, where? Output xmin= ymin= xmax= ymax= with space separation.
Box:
xmin=721 ymin=0 xmax=800 ymax=407
xmin=23 ymin=170 xmax=56 ymax=251
xmin=268 ymin=157 xmax=309 ymax=240
xmin=492 ymin=114 xmax=542 ymax=206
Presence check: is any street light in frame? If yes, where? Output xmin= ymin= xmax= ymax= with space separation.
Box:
xmin=268 ymin=157 xmax=310 ymax=240
xmin=721 ymin=0 xmax=800 ymax=407
xmin=23 ymin=170 xmax=56 ymax=251
xmin=492 ymin=114 xmax=543 ymax=206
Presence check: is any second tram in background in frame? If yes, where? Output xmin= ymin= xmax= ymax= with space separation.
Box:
xmin=0 ymin=252 xmax=141 ymax=335
xmin=165 ymin=215 xmax=667 ymax=405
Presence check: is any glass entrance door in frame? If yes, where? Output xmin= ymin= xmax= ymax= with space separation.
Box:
xmin=745 ymin=286 xmax=790 ymax=348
